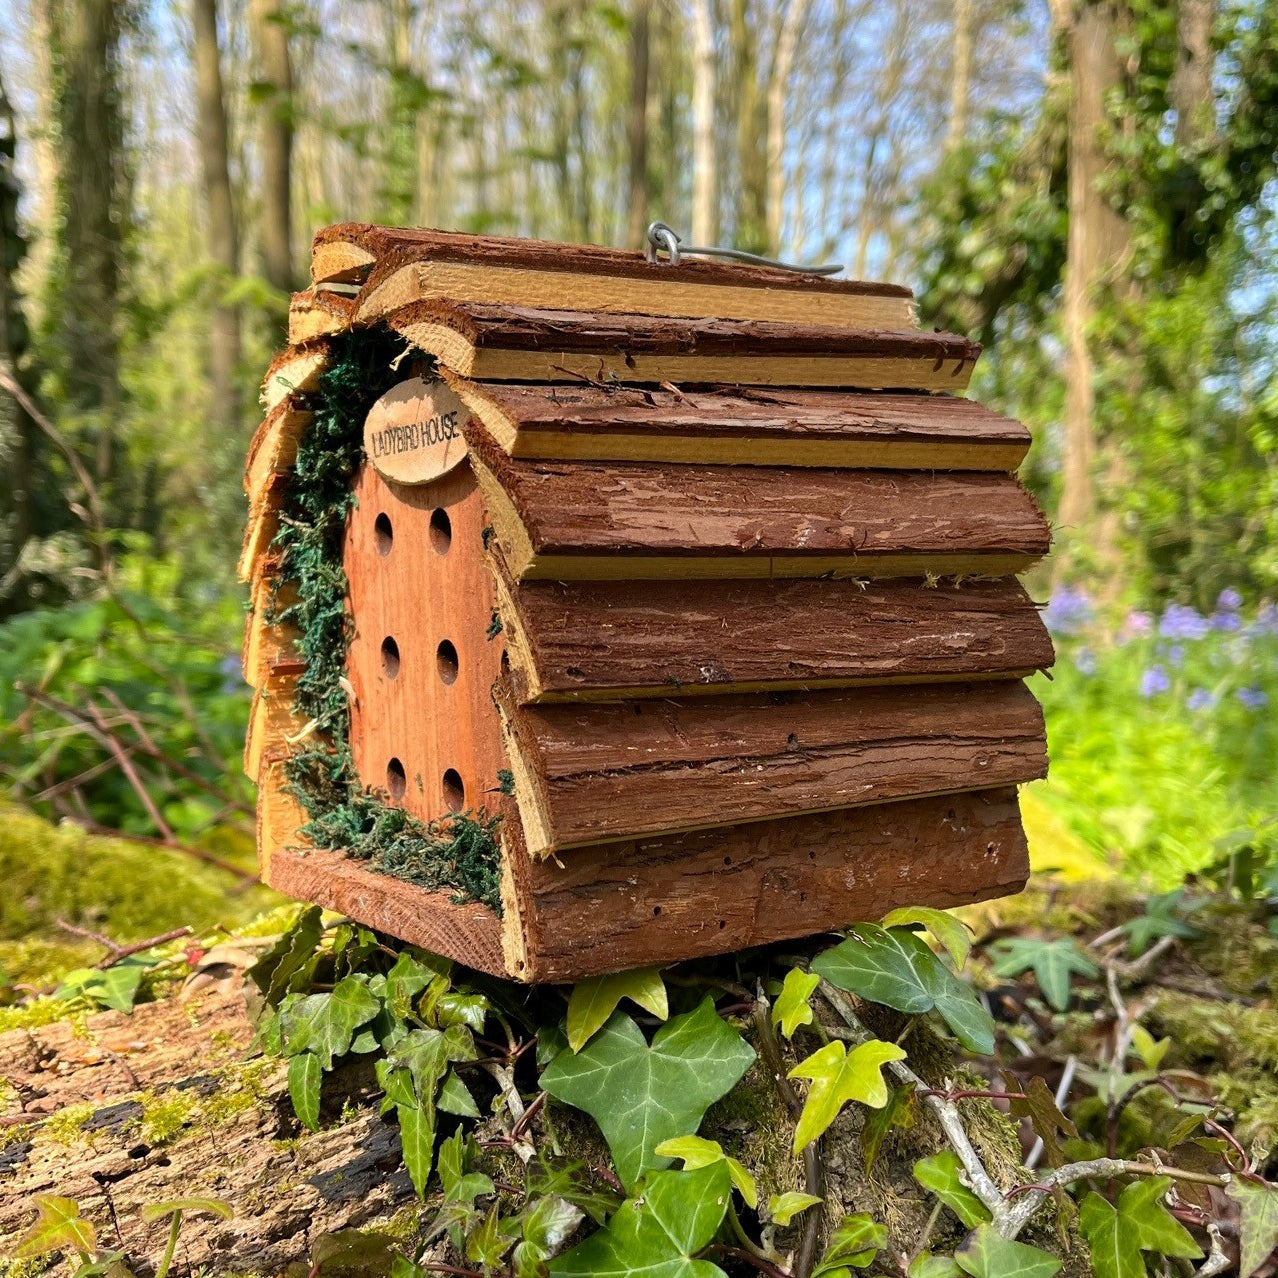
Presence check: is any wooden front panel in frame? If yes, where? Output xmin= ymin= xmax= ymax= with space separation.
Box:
xmin=344 ymin=459 xmax=508 ymax=826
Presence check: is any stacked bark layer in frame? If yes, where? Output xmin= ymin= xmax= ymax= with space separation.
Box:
xmin=241 ymin=225 xmax=1053 ymax=982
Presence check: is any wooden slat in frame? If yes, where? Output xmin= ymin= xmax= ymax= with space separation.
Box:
xmin=288 ymin=289 xmax=356 ymax=344
xmin=243 ymin=669 xmax=304 ymax=782
xmin=511 ymin=787 xmax=1030 ymax=981
xmin=468 ymin=429 xmax=1051 ymax=582
xmin=237 ymin=473 xmax=290 ymax=583
xmin=389 ymin=301 xmax=977 ymax=390
xmin=447 ymin=377 xmax=1029 ymax=470
xmin=497 ymin=572 xmax=1054 ymax=702
xmin=314 ymin=223 xmax=917 ymax=331
xmin=244 ymin=399 xmax=313 ymax=504
xmin=261 ymin=341 xmax=331 ymax=410
xmin=498 ymin=680 xmax=1047 ymax=857
xmin=241 ymin=576 xmax=302 ymax=687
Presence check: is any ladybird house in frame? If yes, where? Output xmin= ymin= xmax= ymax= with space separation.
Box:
xmin=241 ymin=225 xmax=1054 ymax=983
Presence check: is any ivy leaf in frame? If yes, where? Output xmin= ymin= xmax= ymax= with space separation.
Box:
xmin=908 ymin=1255 xmax=961 ymax=1278
xmin=654 ymin=1134 xmax=758 ymax=1208
xmin=862 ymin=1082 xmax=915 ymax=1171
xmin=528 ymin=1157 xmax=622 ymax=1227
xmin=14 ymin=1195 xmax=97 ymax=1259
xmin=788 ymin=1038 xmax=906 ymax=1152
xmin=913 ymin=1151 xmax=992 ymax=1228
xmin=1008 ymin=1077 xmax=1077 ymax=1169
xmin=881 ymin=907 xmax=974 ymax=969
xmin=1227 ymin=1179 xmax=1278 ymax=1278
xmin=814 ymin=926 xmax=994 ymax=1053
xmin=139 ymin=1199 xmax=233 ymax=1223
xmin=398 ymin=1101 xmax=435 ymax=1198
xmin=249 ymin=904 xmax=323 ymax=1003
xmin=435 ymin=992 xmax=489 ymax=1033
xmin=386 ymin=1024 xmax=477 ymax=1103
xmin=278 ymin=976 xmax=382 ymax=1069
xmin=540 ymin=998 xmax=754 ymax=1190
xmin=772 ymin=968 xmax=820 ymax=1038
xmin=55 ymin=962 xmax=148 ymax=1013
xmin=1080 ymin=1179 xmax=1202 ymax=1278
xmin=513 ymin=1196 xmax=585 ymax=1277
xmin=812 ymin=1213 xmax=888 ymax=1274
xmin=289 ymin=1052 xmax=322 ymax=1130
xmin=437 ymin=1070 xmax=480 ymax=1117
xmin=768 ymin=1192 xmax=823 ymax=1227
xmin=955 ymin=1225 xmax=1062 ymax=1278
xmin=812 ymin=925 xmax=937 ymax=1013
xmin=988 ymin=938 xmax=1099 ymax=1012
xmin=566 ymin=967 xmax=668 ymax=1053
xmin=1129 ymin=1025 xmax=1170 ymax=1072
xmin=549 ymin=1163 xmax=731 ymax=1278
xmin=385 ymin=951 xmax=435 ymax=1019
xmin=465 ymin=1204 xmax=516 ymax=1269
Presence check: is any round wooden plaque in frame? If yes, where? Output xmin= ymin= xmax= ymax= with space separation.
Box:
xmin=364 ymin=376 xmax=468 ymax=485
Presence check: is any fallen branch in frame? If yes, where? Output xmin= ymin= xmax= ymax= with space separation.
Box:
xmin=55 ymin=919 xmax=193 ymax=968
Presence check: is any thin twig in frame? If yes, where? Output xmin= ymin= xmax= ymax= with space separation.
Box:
xmin=55 ymin=919 xmax=192 ymax=968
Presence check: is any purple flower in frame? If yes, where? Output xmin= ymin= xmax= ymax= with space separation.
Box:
xmin=1044 ymin=585 xmax=1093 ymax=637
xmin=1159 ymin=604 xmax=1210 ymax=641
xmin=1186 ymin=687 xmax=1215 ymax=712
xmin=1139 ymin=666 xmax=1171 ymax=697
xmin=1211 ymin=609 xmax=1242 ymax=632
xmin=1217 ymin=588 xmax=1243 ymax=612
xmin=219 ymin=653 xmax=246 ymax=694
xmin=1167 ymin=644 xmax=1185 ymax=667
xmin=1255 ymin=604 xmax=1278 ymax=635
xmin=1121 ymin=610 xmax=1154 ymax=640
xmin=1074 ymin=647 xmax=1097 ymax=675
xmin=1236 ymin=687 xmax=1269 ymax=710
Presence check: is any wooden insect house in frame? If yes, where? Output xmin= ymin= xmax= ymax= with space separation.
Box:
xmin=241 ymin=225 xmax=1054 ymax=983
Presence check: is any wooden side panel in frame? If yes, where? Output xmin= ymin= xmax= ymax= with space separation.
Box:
xmin=261 ymin=342 xmax=330 ymax=410
xmin=512 ymin=787 xmax=1030 ymax=981
xmin=288 ymin=289 xmax=356 ymax=344
xmin=243 ymin=670 xmax=303 ymax=782
xmin=499 ymin=573 xmax=1054 ymax=701
xmin=448 ymin=378 xmax=1029 ymax=471
xmin=470 ymin=431 xmax=1050 ymax=581
xmin=244 ymin=400 xmax=313 ymax=505
xmin=499 ymin=680 xmax=1047 ymax=855
xmin=343 ymin=459 xmax=508 ymax=825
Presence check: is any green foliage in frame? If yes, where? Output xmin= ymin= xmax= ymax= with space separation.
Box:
xmin=540 ymin=999 xmax=755 ymax=1190
xmin=771 ymin=967 xmax=819 ymax=1038
xmin=14 ymin=1195 xmax=97 ymax=1260
xmin=811 ymin=1214 xmax=887 ymax=1275
xmin=912 ymin=1150 xmax=992 ymax=1228
xmin=767 ymin=1191 xmax=822 ymax=1227
xmin=954 ymin=1225 xmax=1062 ymax=1278
xmin=54 ymin=959 xmax=150 ymax=1012
xmin=549 ymin=1163 xmax=732 ymax=1278
xmin=652 ymin=1135 xmax=757 ymax=1208
xmin=1227 ymin=1179 xmax=1278 ymax=1278
xmin=813 ymin=925 xmax=996 ymax=1053
xmin=566 ymin=966 xmax=668 ymax=1052
xmin=1078 ymin=1177 xmax=1202 ymax=1277
xmin=881 ymin=907 xmax=974 ymax=970
xmin=788 ymin=1038 xmax=906 ymax=1152
xmin=987 ymin=937 xmax=1099 ymax=1012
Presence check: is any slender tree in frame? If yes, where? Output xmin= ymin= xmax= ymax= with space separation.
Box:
xmin=626 ymin=0 xmax=652 ymax=249
xmin=192 ymin=0 xmax=243 ymax=431
xmin=250 ymin=0 xmax=295 ymax=296
xmin=765 ymin=0 xmax=809 ymax=254
xmin=690 ymin=0 xmax=717 ymax=244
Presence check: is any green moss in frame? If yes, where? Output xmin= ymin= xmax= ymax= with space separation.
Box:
xmin=0 ymin=996 xmax=80 ymax=1033
xmin=0 ymin=805 xmax=275 ymax=984
xmin=40 ymin=1101 xmax=96 ymax=1146
xmin=270 ymin=329 xmax=503 ymax=913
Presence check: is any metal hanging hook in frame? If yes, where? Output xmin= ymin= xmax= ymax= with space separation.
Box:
xmin=644 ymin=220 xmax=843 ymax=276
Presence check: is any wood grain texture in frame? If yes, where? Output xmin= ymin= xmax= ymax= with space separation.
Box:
xmin=263 ymin=845 xmax=508 ymax=977
xmin=390 ymin=301 xmax=978 ymax=389
xmin=237 ymin=473 xmax=288 ymax=584
xmin=244 ymin=398 xmax=312 ymax=504
xmin=344 ymin=459 xmax=509 ymax=826
xmin=468 ymin=428 xmax=1050 ymax=581
xmin=287 ymin=288 xmax=356 ymax=343
xmin=260 ymin=341 xmax=331 ymax=409
xmin=446 ymin=376 xmax=1029 ymax=470
xmin=510 ymin=787 xmax=1030 ymax=981
xmin=243 ymin=669 xmax=303 ymax=782
xmin=498 ymin=680 xmax=1047 ymax=855
xmin=316 ymin=222 xmax=912 ymax=298
xmin=497 ymin=572 xmax=1055 ymax=702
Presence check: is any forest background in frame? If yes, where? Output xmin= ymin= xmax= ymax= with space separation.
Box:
xmin=1 ymin=0 xmax=1277 ymax=987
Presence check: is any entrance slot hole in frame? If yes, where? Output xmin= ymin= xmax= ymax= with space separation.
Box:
xmin=381 ymin=636 xmax=401 ymax=679
xmin=436 ymin=639 xmax=459 ymax=685
xmin=374 ymin=513 xmax=394 ymax=555
xmin=442 ymin=769 xmax=465 ymax=812
xmin=430 ymin=508 xmax=452 ymax=554
xmin=386 ymin=758 xmax=407 ymax=800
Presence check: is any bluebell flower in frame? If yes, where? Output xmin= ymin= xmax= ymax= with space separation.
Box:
xmin=219 ymin=653 xmax=247 ymax=695
xmin=1236 ymin=687 xmax=1269 ymax=710
xmin=1139 ymin=666 xmax=1171 ymax=697
xmin=1044 ymin=585 xmax=1093 ymax=637
xmin=1186 ymin=687 xmax=1214 ymax=712
xmin=1159 ymin=604 xmax=1210 ymax=641
xmin=1167 ymin=644 xmax=1185 ymax=667
xmin=1217 ymin=587 xmax=1242 ymax=611
xmin=1074 ymin=647 xmax=1097 ymax=675
xmin=1121 ymin=610 xmax=1153 ymax=640
xmin=1211 ymin=609 xmax=1242 ymax=632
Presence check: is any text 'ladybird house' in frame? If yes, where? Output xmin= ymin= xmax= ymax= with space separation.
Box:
xmin=240 ymin=225 xmax=1054 ymax=983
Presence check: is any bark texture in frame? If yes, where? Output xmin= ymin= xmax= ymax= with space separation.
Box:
xmin=250 ymin=0 xmax=295 ymax=297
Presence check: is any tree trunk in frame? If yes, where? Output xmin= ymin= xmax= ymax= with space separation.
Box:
xmin=50 ymin=0 xmax=124 ymax=491
xmin=765 ymin=0 xmax=809 ymax=255
xmin=1057 ymin=1 xmax=1129 ymax=542
xmin=0 ymin=66 xmax=36 ymax=614
xmin=250 ymin=0 xmax=295 ymax=297
xmin=730 ymin=0 xmax=768 ymax=253
xmin=192 ymin=0 xmax=243 ymax=433
xmin=690 ymin=0 xmax=717 ymax=245
xmin=946 ymin=0 xmax=973 ymax=152
xmin=625 ymin=0 xmax=652 ymax=249
xmin=1171 ymin=0 xmax=1215 ymax=147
